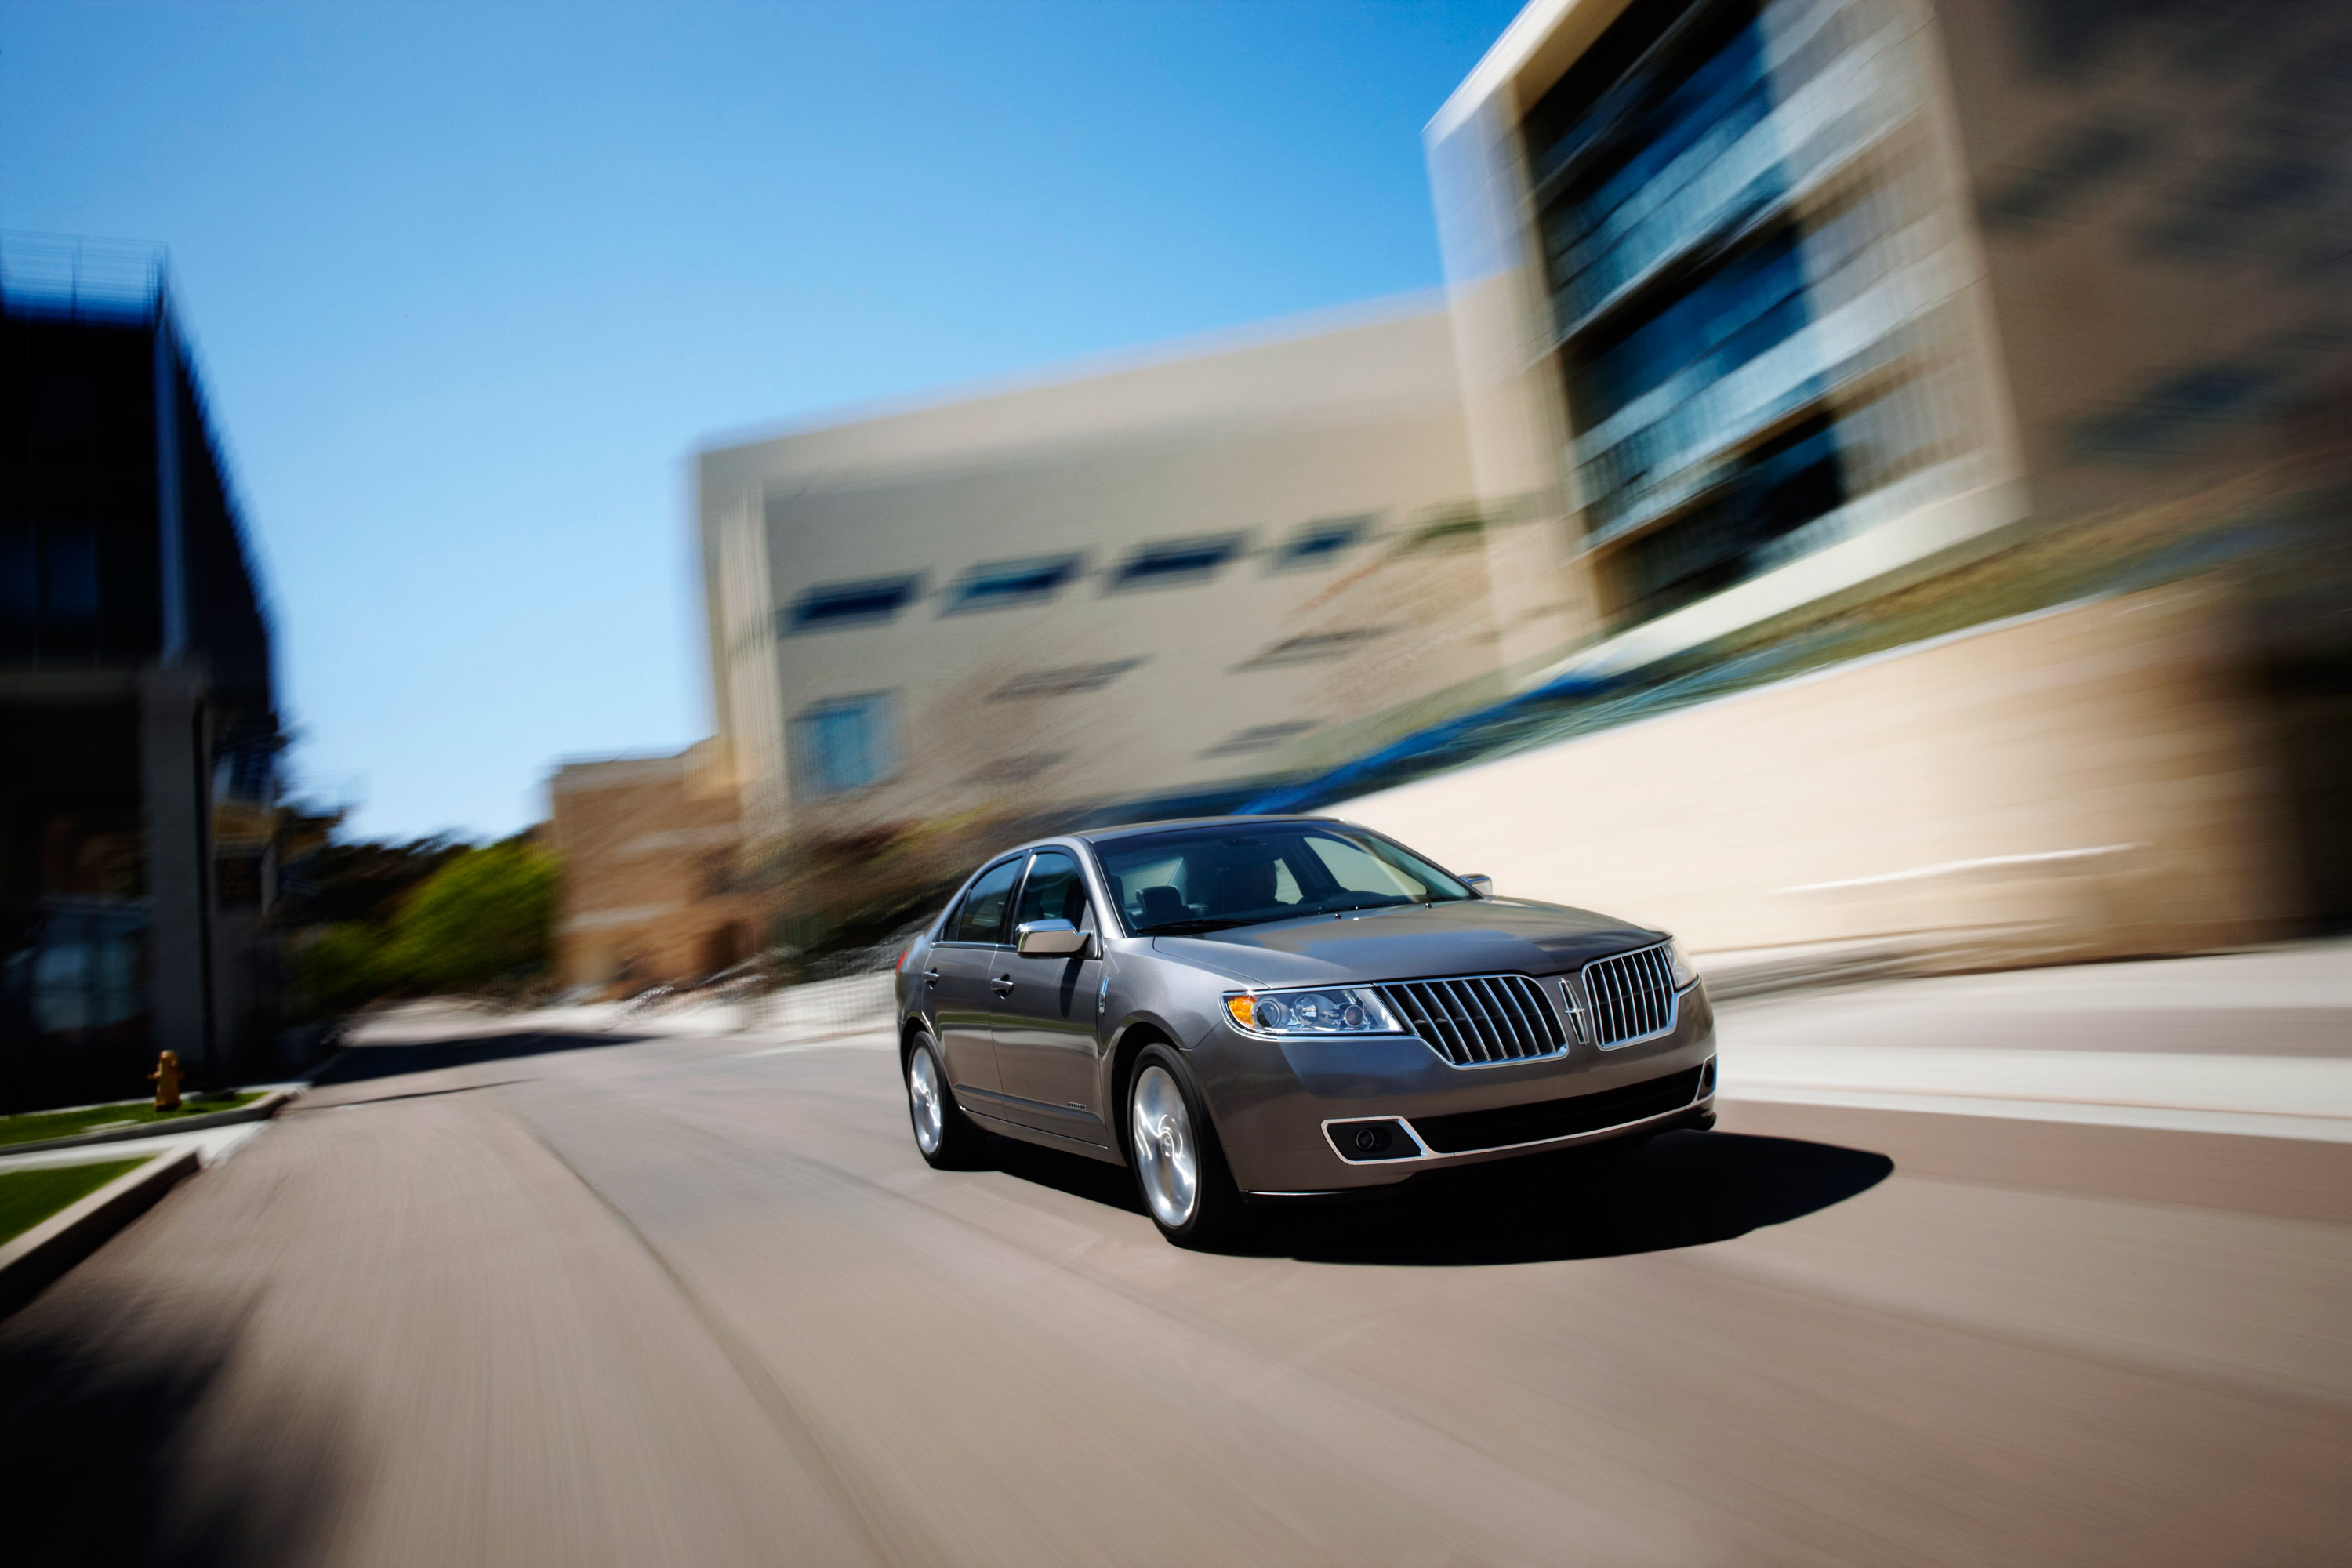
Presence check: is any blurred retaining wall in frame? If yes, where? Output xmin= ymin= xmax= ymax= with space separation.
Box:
xmin=758 ymin=971 xmax=896 ymax=1034
xmin=1341 ymin=582 xmax=2293 ymax=966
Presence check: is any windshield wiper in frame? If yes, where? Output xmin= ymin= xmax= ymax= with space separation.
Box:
xmin=1317 ymin=896 xmax=1410 ymax=916
xmin=1140 ymin=916 xmax=1267 ymax=935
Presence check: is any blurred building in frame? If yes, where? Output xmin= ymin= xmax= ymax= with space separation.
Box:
xmin=1425 ymin=0 xmax=2352 ymax=680
xmin=547 ymin=741 xmax=760 ymax=991
xmin=698 ymin=304 xmax=1517 ymax=847
xmin=0 ymin=237 xmax=281 ymax=1105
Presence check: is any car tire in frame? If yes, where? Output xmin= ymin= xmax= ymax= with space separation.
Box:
xmin=906 ymin=1032 xmax=988 ymax=1169
xmin=1126 ymin=1044 xmax=1242 ymax=1249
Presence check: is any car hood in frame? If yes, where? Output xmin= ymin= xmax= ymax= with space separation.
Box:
xmin=1148 ymin=898 xmax=1662 ymax=988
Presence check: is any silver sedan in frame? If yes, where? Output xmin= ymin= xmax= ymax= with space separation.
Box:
xmin=898 ymin=815 xmax=1717 ymax=1247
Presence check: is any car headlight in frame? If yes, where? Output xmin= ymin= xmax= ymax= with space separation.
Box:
xmin=1664 ymin=938 xmax=1699 ymax=990
xmin=1225 ymin=987 xmax=1402 ymax=1035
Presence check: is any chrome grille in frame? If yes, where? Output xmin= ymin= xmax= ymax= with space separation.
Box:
xmin=1377 ymin=974 xmax=1566 ymax=1067
xmin=1579 ymin=945 xmax=1679 ymax=1047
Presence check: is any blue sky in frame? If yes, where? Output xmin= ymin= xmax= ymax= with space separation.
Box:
xmin=0 ymin=1 xmax=1520 ymax=841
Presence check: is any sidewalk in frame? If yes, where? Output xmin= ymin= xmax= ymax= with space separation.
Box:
xmin=1713 ymin=938 xmax=2352 ymax=1141
xmin=0 ymin=1120 xmax=270 ymax=1174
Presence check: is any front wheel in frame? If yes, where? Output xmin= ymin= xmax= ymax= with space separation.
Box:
xmin=906 ymin=1033 xmax=988 ymax=1169
xmin=1127 ymin=1045 xmax=1241 ymax=1248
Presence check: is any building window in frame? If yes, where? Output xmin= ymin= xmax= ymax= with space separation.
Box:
xmin=0 ymin=531 xmax=33 ymax=619
xmin=1402 ymin=507 xmax=1488 ymax=553
xmin=1525 ymin=0 xmax=1778 ymax=330
xmin=0 ymin=526 xmax=99 ymax=623
xmin=945 ymin=554 xmax=1083 ymax=613
xmin=1273 ymin=517 xmax=1370 ymax=569
xmin=788 ymin=692 xmax=897 ymax=797
xmin=1202 ymin=721 xmax=1316 ymax=757
xmin=44 ymin=529 xmax=99 ymax=620
xmin=1232 ymin=628 xmax=1393 ymax=670
xmin=1608 ymin=414 xmax=1847 ymax=622
xmin=1570 ymin=231 xmax=1810 ymax=443
xmin=781 ymin=575 xmax=921 ymax=634
xmin=1108 ymin=534 xmax=1244 ymax=591
xmin=989 ymin=658 xmax=1146 ymax=700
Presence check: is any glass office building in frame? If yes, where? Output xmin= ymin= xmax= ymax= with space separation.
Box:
xmin=0 ymin=235 xmax=282 ymax=1105
xmin=1430 ymin=0 xmax=2024 ymax=670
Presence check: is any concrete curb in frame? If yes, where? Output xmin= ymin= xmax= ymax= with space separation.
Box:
xmin=0 ymin=1145 xmax=200 ymax=1319
xmin=0 ymin=1087 xmax=299 ymax=1157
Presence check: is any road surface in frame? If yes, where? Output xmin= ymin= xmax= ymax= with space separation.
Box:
xmin=3 ymin=960 xmax=2347 ymax=1566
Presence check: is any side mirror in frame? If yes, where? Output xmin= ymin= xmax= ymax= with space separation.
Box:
xmin=1014 ymin=918 xmax=1091 ymax=957
xmin=1461 ymin=875 xmax=1494 ymax=898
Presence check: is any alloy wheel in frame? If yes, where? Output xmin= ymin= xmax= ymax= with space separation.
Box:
xmin=1130 ymin=1063 xmax=1199 ymax=1229
xmin=908 ymin=1045 xmax=946 ymax=1155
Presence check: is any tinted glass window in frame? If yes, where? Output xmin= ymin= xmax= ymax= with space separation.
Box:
xmin=948 ymin=556 xmax=1082 ymax=612
xmin=788 ymin=693 xmax=896 ymax=797
xmin=1274 ymin=517 xmax=1368 ymax=569
xmin=1096 ymin=824 xmax=1472 ymax=935
xmin=782 ymin=576 xmax=921 ymax=633
xmin=1014 ymin=851 xmax=1091 ymax=932
xmin=991 ymin=658 xmax=1145 ymax=699
xmin=1109 ymin=535 xmax=1243 ymax=590
xmin=953 ymin=858 xmax=1024 ymax=945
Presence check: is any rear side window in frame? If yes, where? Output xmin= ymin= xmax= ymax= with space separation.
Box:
xmin=1015 ymin=851 xmax=1091 ymax=932
xmin=953 ymin=858 xmax=1024 ymax=945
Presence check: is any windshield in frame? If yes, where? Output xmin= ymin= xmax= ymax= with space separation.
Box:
xmin=1094 ymin=823 xmax=1474 ymax=935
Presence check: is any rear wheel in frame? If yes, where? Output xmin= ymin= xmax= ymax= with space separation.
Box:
xmin=906 ymin=1033 xmax=988 ymax=1169
xmin=1127 ymin=1045 xmax=1241 ymax=1248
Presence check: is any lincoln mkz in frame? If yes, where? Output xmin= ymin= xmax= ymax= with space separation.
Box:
xmin=897 ymin=816 xmax=1717 ymax=1246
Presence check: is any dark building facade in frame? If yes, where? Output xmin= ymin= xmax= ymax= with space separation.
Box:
xmin=1 ymin=239 xmax=281 ymax=1108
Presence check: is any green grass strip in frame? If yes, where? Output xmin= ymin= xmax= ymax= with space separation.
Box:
xmin=0 ymin=1158 xmax=149 ymax=1245
xmin=0 ymin=1091 xmax=267 ymax=1149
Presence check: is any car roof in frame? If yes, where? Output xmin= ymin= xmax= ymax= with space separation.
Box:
xmin=1071 ymin=814 xmax=1341 ymax=847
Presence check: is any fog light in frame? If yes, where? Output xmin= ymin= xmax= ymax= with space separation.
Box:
xmin=1327 ymin=1118 xmax=1417 ymax=1162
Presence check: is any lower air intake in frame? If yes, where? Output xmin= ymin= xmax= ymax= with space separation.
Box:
xmin=1409 ymin=1066 xmax=1704 ymax=1155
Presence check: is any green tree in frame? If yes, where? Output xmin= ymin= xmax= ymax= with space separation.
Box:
xmin=386 ymin=840 xmax=560 ymax=993
xmin=291 ymin=920 xmax=399 ymax=1016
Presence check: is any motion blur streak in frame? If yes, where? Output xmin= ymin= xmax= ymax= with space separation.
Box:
xmin=1 ymin=974 xmax=2343 ymax=1564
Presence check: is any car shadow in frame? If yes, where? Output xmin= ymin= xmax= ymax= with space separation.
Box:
xmin=982 ymin=1134 xmax=1149 ymax=1216
xmin=976 ymin=1128 xmax=1893 ymax=1262
xmin=1252 ymin=1131 xmax=1894 ymax=1265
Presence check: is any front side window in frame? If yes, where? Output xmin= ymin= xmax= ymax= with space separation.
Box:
xmin=1014 ymin=851 xmax=1092 ymax=933
xmin=953 ymin=858 xmax=1024 ymax=945
xmin=1097 ymin=823 xmax=1472 ymax=935
xmin=788 ymin=693 xmax=896 ymax=798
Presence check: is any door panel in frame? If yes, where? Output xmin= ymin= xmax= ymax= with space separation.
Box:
xmin=991 ymin=851 xmax=1109 ymax=1142
xmin=926 ymin=946 xmax=999 ymax=1098
xmin=931 ymin=855 xmax=1022 ymax=1098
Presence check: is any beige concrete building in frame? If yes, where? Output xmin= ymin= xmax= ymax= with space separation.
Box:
xmin=1424 ymin=0 xmax=2352 ymax=681
xmin=1344 ymin=582 xmax=2293 ymax=963
xmin=547 ymin=741 xmax=761 ymax=990
xmin=697 ymin=303 xmax=1515 ymax=847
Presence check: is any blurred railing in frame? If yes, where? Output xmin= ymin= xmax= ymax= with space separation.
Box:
xmin=753 ymin=971 xmax=895 ymax=1035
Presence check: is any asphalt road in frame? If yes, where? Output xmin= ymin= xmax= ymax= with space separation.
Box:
xmin=3 ymin=985 xmax=2347 ymax=1566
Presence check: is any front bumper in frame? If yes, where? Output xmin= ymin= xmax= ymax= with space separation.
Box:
xmin=1196 ymin=983 xmax=1718 ymax=1194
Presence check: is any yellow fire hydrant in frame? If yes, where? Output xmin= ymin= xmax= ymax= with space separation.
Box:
xmin=148 ymin=1050 xmax=183 ymax=1112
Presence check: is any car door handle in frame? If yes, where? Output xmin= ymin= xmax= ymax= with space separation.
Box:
xmin=990 ymin=976 xmax=1014 ymax=994
xmin=923 ymin=969 xmax=940 ymax=989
